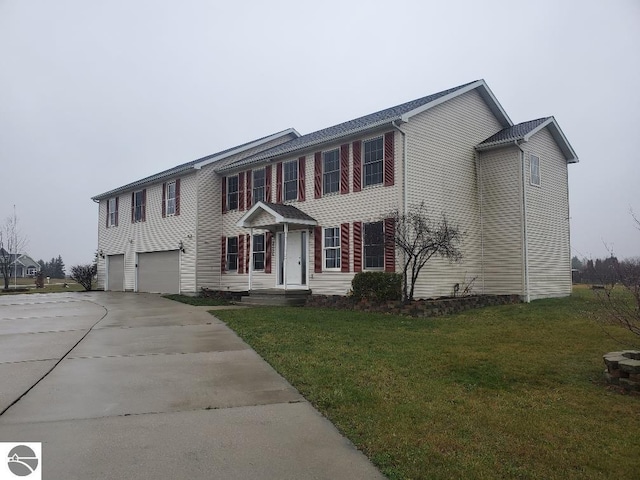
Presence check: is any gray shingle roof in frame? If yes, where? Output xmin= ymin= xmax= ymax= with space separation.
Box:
xmin=477 ymin=118 xmax=550 ymax=147
xmin=261 ymin=202 xmax=317 ymax=223
xmin=222 ymin=80 xmax=481 ymax=171
xmin=91 ymin=128 xmax=298 ymax=201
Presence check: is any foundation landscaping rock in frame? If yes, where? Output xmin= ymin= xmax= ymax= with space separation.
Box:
xmin=603 ymin=350 xmax=640 ymax=392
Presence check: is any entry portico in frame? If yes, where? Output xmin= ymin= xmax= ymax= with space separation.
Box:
xmin=237 ymin=202 xmax=317 ymax=291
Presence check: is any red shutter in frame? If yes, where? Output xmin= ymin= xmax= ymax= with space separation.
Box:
xmin=314 ymin=152 xmax=322 ymax=198
xmin=340 ymin=144 xmax=349 ymax=194
xmin=298 ymin=156 xmax=306 ymax=201
xmin=341 ymin=223 xmax=350 ymax=272
xmin=106 ymin=200 xmax=110 ymax=228
xmin=131 ymin=192 xmax=135 ymax=223
xmin=246 ymin=234 xmax=251 ymax=272
xmin=276 ymin=162 xmax=283 ymax=203
xmin=352 ymin=140 xmax=361 ymax=192
xmin=142 ymin=189 xmax=146 ymax=222
xmin=384 ymin=132 xmax=395 ymax=187
xmin=384 ymin=217 xmax=396 ymax=272
xmin=221 ymin=176 xmax=227 ymax=213
xmin=239 ymin=172 xmax=245 ymax=211
xmin=265 ymin=165 xmax=272 ymax=203
xmin=221 ymin=236 xmax=226 ymax=273
xmin=175 ymin=178 xmax=181 ymax=216
xmin=265 ymin=231 xmax=273 ymax=273
xmin=314 ymin=226 xmax=322 ymax=273
xmin=162 ymin=183 xmax=166 ymax=218
xmin=246 ymin=171 xmax=252 ymax=208
xmin=238 ymin=234 xmax=245 ymax=274
xmin=115 ymin=197 xmax=119 ymax=226
xmin=353 ymin=221 xmax=362 ymax=272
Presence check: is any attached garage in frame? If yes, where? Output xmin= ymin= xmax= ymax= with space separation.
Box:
xmin=107 ymin=254 xmax=125 ymax=291
xmin=137 ymin=250 xmax=180 ymax=294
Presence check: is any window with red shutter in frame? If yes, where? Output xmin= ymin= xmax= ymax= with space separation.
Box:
xmin=384 ymin=217 xmax=396 ymax=272
xmin=221 ymin=236 xmax=226 ymax=273
xmin=341 ymin=223 xmax=350 ymax=272
xmin=162 ymin=183 xmax=166 ymax=218
xmin=353 ymin=221 xmax=362 ymax=272
xmin=265 ymin=232 xmax=273 ymax=273
xmin=384 ymin=132 xmax=395 ymax=187
xmin=340 ymin=144 xmax=349 ymax=194
xmin=276 ymin=163 xmax=283 ymax=203
xmin=221 ymin=176 xmax=227 ymax=213
xmin=314 ymin=152 xmax=322 ymax=199
xmin=265 ymin=165 xmax=272 ymax=203
xmin=175 ymin=178 xmax=181 ymax=216
xmin=238 ymin=234 xmax=245 ymax=274
xmin=352 ymin=140 xmax=362 ymax=192
xmin=245 ymin=171 xmax=252 ymax=208
xmin=239 ymin=172 xmax=245 ymax=211
xmin=298 ymin=156 xmax=305 ymax=202
xmin=314 ymin=226 xmax=322 ymax=273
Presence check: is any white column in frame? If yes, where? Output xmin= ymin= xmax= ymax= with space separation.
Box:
xmin=283 ymin=223 xmax=288 ymax=291
xmin=248 ymin=227 xmax=253 ymax=291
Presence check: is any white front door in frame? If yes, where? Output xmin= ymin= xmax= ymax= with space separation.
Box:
xmin=277 ymin=230 xmax=307 ymax=288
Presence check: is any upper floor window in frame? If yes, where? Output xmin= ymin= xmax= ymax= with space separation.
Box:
xmin=107 ymin=197 xmax=118 ymax=227
xmin=166 ymin=181 xmax=176 ymax=215
xmin=133 ymin=190 xmax=146 ymax=223
xmin=323 ymin=149 xmax=340 ymax=195
xmin=364 ymin=221 xmax=384 ymax=269
xmin=227 ymin=176 xmax=239 ymax=210
xmin=283 ymin=160 xmax=298 ymax=201
xmin=227 ymin=237 xmax=238 ymax=271
xmin=530 ymin=155 xmax=541 ymax=186
xmin=253 ymin=169 xmax=265 ymax=205
xmin=323 ymin=227 xmax=341 ymax=270
xmin=253 ymin=234 xmax=265 ymax=270
xmin=363 ymin=137 xmax=384 ymax=187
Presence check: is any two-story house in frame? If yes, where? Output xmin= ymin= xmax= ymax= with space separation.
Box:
xmin=92 ymin=79 xmax=578 ymax=301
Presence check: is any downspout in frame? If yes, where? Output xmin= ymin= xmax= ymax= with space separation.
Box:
xmin=475 ymin=150 xmax=485 ymax=294
xmin=515 ymin=141 xmax=531 ymax=303
xmin=391 ymin=120 xmax=408 ymax=215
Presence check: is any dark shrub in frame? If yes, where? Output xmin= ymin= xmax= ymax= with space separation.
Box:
xmin=351 ymin=272 xmax=402 ymax=302
xmin=70 ymin=264 xmax=97 ymax=291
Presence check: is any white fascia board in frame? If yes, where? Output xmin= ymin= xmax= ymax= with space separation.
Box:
xmin=401 ymin=80 xmax=513 ymax=127
xmin=195 ymin=128 xmax=301 ymax=170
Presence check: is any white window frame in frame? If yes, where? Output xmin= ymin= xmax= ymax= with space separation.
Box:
xmin=227 ymin=237 xmax=238 ymax=271
xmin=133 ymin=190 xmax=144 ymax=223
xmin=363 ymin=136 xmax=384 ymax=187
xmin=364 ymin=221 xmax=384 ymax=270
xmin=108 ymin=197 xmax=117 ymax=227
xmin=227 ymin=175 xmax=239 ymax=210
xmin=283 ymin=160 xmax=298 ymax=202
xmin=253 ymin=234 xmax=265 ymax=270
xmin=323 ymin=227 xmax=341 ymax=271
xmin=253 ymin=169 xmax=265 ymax=206
xmin=323 ymin=149 xmax=340 ymax=195
xmin=530 ymin=154 xmax=541 ymax=187
xmin=166 ymin=181 xmax=176 ymax=216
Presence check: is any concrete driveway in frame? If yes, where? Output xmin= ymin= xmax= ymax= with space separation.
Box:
xmin=0 ymin=292 xmax=384 ymax=480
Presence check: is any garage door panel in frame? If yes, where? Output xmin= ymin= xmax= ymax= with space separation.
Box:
xmin=138 ymin=251 xmax=179 ymax=294
xmin=107 ymin=255 xmax=124 ymax=291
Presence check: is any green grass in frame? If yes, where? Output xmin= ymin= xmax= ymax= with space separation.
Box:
xmin=214 ymin=287 xmax=640 ymax=479
xmin=162 ymin=294 xmax=231 ymax=306
xmin=0 ymin=280 xmax=84 ymax=294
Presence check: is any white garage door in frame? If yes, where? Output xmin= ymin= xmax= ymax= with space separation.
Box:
xmin=107 ymin=254 xmax=125 ymax=291
xmin=137 ymin=250 xmax=180 ymax=294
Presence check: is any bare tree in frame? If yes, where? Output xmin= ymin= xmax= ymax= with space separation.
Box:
xmin=389 ymin=203 xmax=464 ymax=302
xmin=70 ymin=264 xmax=97 ymax=291
xmin=0 ymin=215 xmax=28 ymax=290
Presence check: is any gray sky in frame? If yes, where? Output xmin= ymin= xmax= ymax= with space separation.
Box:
xmin=1 ymin=0 xmax=638 ymax=269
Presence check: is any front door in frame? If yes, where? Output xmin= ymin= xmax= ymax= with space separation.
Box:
xmin=277 ymin=230 xmax=307 ymax=288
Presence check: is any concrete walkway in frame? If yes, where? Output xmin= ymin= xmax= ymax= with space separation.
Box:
xmin=0 ymin=292 xmax=384 ymax=479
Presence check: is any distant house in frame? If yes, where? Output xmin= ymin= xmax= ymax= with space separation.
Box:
xmin=0 ymin=248 xmax=40 ymax=277
xmin=92 ymin=79 xmax=578 ymax=301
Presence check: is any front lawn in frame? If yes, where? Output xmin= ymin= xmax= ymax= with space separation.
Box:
xmin=214 ymin=287 xmax=640 ymax=479
xmin=162 ymin=294 xmax=231 ymax=306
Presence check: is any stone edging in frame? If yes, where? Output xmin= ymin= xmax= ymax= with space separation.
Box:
xmin=305 ymin=294 xmax=521 ymax=318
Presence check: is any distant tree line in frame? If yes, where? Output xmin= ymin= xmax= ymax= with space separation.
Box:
xmin=38 ymin=255 xmax=65 ymax=278
xmin=572 ymin=255 xmax=638 ymax=286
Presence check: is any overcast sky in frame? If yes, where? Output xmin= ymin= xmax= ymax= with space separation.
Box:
xmin=1 ymin=0 xmax=638 ymax=269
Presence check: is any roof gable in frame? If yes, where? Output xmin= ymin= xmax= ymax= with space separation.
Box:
xmin=237 ymin=202 xmax=317 ymax=229
xmin=476 ymin=117 xmax=578 ymax=163
xmin=220 ymin=79 xmax=512 ymax=172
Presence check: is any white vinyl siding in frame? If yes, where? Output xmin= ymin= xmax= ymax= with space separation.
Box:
xmin=404 ymin=88 xmax=504 ymax=299
xmin=96 ymin=172 xmax=198 ymax=293
xmin=524 ymin=129 xmax=572 ymax=300
xmin=478 ymin=146 xmax=523 ymax=295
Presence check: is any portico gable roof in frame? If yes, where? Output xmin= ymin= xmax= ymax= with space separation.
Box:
xmin=237 ymin=202 xmax=317 ymax=230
